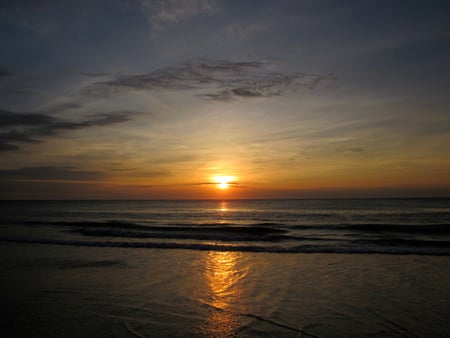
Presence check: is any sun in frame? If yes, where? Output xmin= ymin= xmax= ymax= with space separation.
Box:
xmin=212 ymin=176 xmax=235 ymax=190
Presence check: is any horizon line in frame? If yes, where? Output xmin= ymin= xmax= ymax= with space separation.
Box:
xmin=1 ymin=196 xmax=449 ymax=202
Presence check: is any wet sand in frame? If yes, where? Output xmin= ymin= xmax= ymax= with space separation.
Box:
xmin=1 ymin=242 xmax=450 ymax=337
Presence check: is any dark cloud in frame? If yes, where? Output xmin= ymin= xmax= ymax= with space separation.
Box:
xmin=0 ymin=109 xmax=135 ymax=152
xmin=44 ymin=102 xmax=83 ymax=114
xmin=0 ymin=143 xmax=19 ymax=151
xmin=83 ymin=59 xmax=336 ymax=100
xmin=0 ymin=109 xmax=54 ymax=128
xmin=0 ymin=166 xmax=105 ymax=181
xmin=0 ymin=109 xmax=133 ymax=130
xmin=190 ymin=181 xmax=243 ymax=187
xmin=0 ymin=68 xmax=13 ymax=78
xmin=199 ymin=90 xmax=234 ymax=101
xmin=0 ymin=130 xmax=40 ymax=145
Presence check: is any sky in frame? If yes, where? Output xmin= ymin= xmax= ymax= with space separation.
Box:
xmin=1 ymin=0 xmax=450 ymax=199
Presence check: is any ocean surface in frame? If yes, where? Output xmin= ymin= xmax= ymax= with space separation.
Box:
xmin=1 ymin=199 xmax=450 ymax=255
xmin=1 ymin=199 xmax=450 ymax=337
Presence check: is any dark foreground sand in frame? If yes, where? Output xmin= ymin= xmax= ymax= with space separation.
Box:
xmin=1 ymin=242 xmax=450 ymax=337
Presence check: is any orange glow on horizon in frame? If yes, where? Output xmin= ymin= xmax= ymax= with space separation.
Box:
xmin=212 ymin=175 xmax=236 ymax=190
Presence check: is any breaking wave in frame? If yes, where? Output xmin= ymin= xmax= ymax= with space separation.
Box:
xmin=1 ymin=235 xmax=450 ymax=256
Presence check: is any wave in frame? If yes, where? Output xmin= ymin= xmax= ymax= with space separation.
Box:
xmin=19 ymin=220 xmax=287 ymax=230
xmin=73 ymin=228 xmax=296 ymax=242
xmin=17 ymin=220 xmax=294 ymax=242
xmin=9 ymin=220 xmax=450 ymax=245
xmin=17 ymin=220 xmax=450 ymax=233
xmin=294 ymin=223 xmax=450 ymax=234
xmin=1 ymin=237 xmax=450 ymax=256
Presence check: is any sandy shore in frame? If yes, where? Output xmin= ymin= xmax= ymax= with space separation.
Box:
xmin=1 ymin=242 xmax=450 ymax=337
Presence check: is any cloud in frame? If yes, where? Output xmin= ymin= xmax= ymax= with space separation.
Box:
xmin=0 ymin=109 xmax=135 ymax=152
xmin=0 ymin=166 xmax=105 ymax=181
xmin=44 ymin=102 xmax=83 ymax=114
xmin=0 ymin=143 xmax=19 ymax=152
xmin=189 ymin=181 xmax=244 ymax=188
xmin=0 ymin=68 xmax=14 ymax=78
xmin=0 ymin=130 xmax=40 ymax=151
xmin=138 ymin=0 xmax=218 ymax=31
xmin=84 ymin=59 xmax=336 ymax=100
xmin=0 ymin=109 xmax=54 ymax=128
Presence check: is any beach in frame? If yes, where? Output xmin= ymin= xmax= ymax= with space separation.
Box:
xmin=2 ymin=242 xmax=450 ymax=337
xmin=1 ymin=199 xmax=450 ymax=337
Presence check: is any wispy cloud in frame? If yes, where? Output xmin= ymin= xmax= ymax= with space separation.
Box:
xmin=0 ymin=166 xmax=105 ymax=181
xmin=189 ymin=181 xmax=244 ymax=188
xmin=0 ymin=109 xmax=136 ymax=152
xmin=84 ymin=59 xmax=336 ymax=100
xmin=138 ymin=0 xmax=218 ymax=31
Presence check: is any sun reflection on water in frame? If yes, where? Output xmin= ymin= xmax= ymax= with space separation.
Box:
xmin=201 ymin=251 xmax=247 ymax=336
xmin=216 ymin=201 xmax=230 ymax=224
xmin=218 ymin=201 xmax=228 ymax=213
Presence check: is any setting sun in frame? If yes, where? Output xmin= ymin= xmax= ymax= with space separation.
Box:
xmin=212 ymin=176 xmax=236 ymax=189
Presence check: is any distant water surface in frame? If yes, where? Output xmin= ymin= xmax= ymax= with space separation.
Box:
xmin=1 ymin=199 xmax=450 ymax=255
